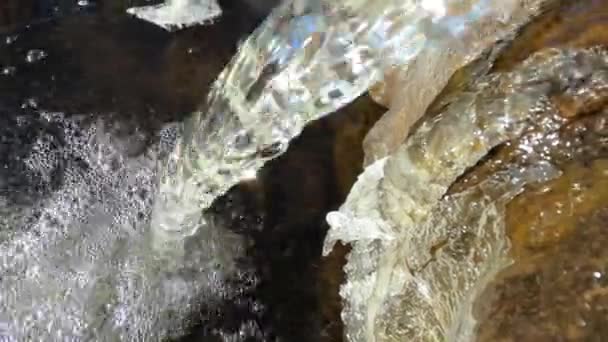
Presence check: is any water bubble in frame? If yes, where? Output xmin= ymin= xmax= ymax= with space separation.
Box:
xmin=5 ymin=35 xmax=18 ymax=45
xmin=25 ymin=49 xmax=47 ymax=63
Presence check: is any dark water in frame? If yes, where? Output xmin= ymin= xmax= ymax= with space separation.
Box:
xmin=0 ymin=0 xmax=272 ymax=132
xmin=0 ymin=1 xmax=384 ymax=341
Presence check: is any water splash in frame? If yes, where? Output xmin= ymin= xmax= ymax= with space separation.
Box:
xmin=25 ymin=49 xmax=47 ymax=64
xmin=0 ymin=112 xmax=247 ymax=341
xmin=127 ymin=0 xmax=223 ymax=31
xmin=323 ymin=47 xmax=608 ymax=341
xmin=151 ymin=0 xmax=527 ymax=255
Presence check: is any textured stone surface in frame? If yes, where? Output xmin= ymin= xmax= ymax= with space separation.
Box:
xmin=476 ymin=189 xmax=608 ymax=341
xmin=452 ymin=107 xmax=608 ymax=341
xmin=477 ymin=209 xmax=608 ymax=341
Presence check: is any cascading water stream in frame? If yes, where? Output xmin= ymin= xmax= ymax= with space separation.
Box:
xmin=0 ymin=0 xmax=546 ymax=340
xmin=150 ymin=0 xmax=520 ymax=253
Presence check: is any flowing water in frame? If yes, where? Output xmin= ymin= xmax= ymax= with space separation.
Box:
xmin=3 ymin=0 xmax=600 ymax=341
xmin=0 ymin=1 xmax=386 ymax=340
xmin=0 ymin=1 xmax=267 ymax=340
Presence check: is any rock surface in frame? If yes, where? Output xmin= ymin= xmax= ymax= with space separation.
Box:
xmin=323 ymin=0 xmax=608 ymax=341
xmin=0 ymin=1 xmax=383 ymax=341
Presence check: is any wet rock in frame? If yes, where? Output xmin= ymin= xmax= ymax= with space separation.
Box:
xmin=491 ymin=0 xmax=608 ymax=72
xmin=439 ymin=2 xmax=608 ymax=335
xmin=475 ymin=207 xmax=608 ymax=341
xmin=323 ymin=1 xmax=608 ymax=341
xmin=506 ymin=159 xmax=608 ymax=259
xmin=452 ymin=109 xmax=608 ymax=340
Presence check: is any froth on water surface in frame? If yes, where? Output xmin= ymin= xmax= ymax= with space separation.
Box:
xmin=0 ymin=109 xmax=246 ymax=340
xmin=0 ymin=1 xmax=386 ymax=340
xmin=0 ymin=0 xmax=269 ymax=340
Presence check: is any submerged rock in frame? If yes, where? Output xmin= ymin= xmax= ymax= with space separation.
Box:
xmin=452 ymin=90 xmax=608 ymax=342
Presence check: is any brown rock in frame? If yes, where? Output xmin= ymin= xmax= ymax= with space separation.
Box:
xmin=475 ymin=207 xmax=608 ymax=342
xmin=492 ymin=0 xmax=608 ymax=72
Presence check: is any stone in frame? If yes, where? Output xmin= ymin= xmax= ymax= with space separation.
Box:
xmin=363 ymin=0 xmax=547 ymax=165
xmin=323 ymin=0 xmax=608 ymax=339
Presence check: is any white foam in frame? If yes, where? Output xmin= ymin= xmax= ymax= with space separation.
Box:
xmin=0 ymin=111 xmax=244 ymax=341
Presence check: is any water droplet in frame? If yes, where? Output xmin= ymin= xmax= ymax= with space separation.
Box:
xmin=25 ymin=49 xmax=47 ymax=63
xmin=5 ymin=35 xmax=18 ymax=45
xmin=1 ymin=66 xmax=16 ymax=76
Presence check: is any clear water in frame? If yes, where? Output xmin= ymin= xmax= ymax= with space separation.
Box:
xmin=0 ymin=0 xmax=551 ymax=340
xmin=323 ymin=47 xmax=608 ymax=341
xmin=150 ymin=0 xmax=518 ymax=256
xmin=0 ymin=2 xmax=254 ymax=340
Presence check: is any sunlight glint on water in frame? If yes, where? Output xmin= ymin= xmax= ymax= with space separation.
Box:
xmin=150 ymin=0 xmax=515 ymax=253
xmin=0 ymin=0 xmax=540 ymax=340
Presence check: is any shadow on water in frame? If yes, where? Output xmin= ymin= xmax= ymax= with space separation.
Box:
xmin=0 ymin=1 xmax=385 ymax=341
